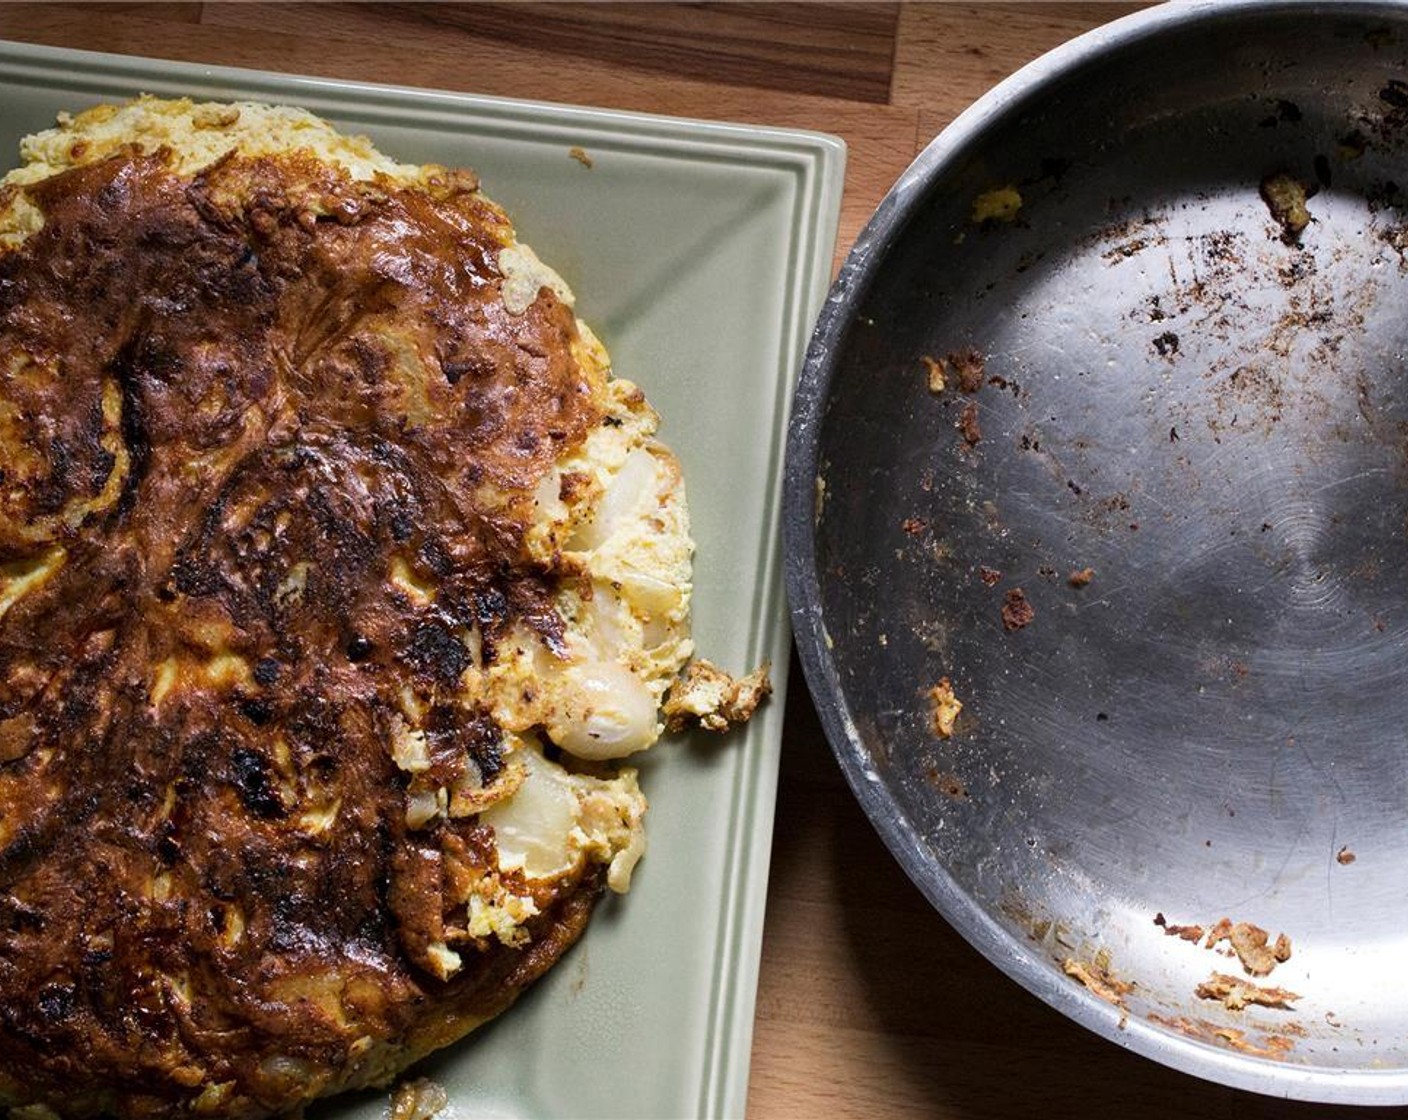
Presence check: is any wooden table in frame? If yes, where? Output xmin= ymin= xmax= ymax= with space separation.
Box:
xmin=0 ymin=5 xmax=1383 ymax=1118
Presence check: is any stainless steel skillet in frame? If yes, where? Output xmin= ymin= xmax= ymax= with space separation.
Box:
xmin=785 ymin=1 xmax=1408 ymax=1102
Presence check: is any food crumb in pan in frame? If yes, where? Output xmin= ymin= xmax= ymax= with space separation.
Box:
xmin=1153 ymin=913 xmax=1204 ymax=942
xmin=1259 ymin=172 xmax=1312 ymax=243
xmin=1147 ymin=1014 xmax=1296 ymax=1060
xmin=958 ymin=402 xmax=982 ymax=446
xmin=948 ymin=347 xmax=986 ymax=394
xmin=1196 ymin=972 xmax=1301 ymax=1012
xmin=1147 ymin=1013 xmax=1205 ymax=1040
xmin=971 ymin=185 xmax=1022 ymax=224
xmin=1212 ymin=1026 xmax=1295 ymax=1061
xmin=924 ymin=349 xmax=986 ymax=397
xmin=928 ymin=768 xmax=969 ymax=800
xmin=1062 ymin=955 xmax=1134 ymax=1009
xmin=1337 ymin=846 xmax=1357 ymax=865
xmin=568 ymin=145 xmax=594 ymax=169
xmin=923 ymin=354 xmax=947 ymax=393
xmin=1204 ymin=918 xmax=1292 ymax=977
xmin=978 ymin=565 xmax=1002 ymax=587
xmin=390 ymin=1078 xmax=449 ymax=1120
xmin=1152 ymin=330 xmax=1180 ymax=358
xmin=901 ymin=517 xmax=928 ymax=536
xmin=1068 ymin=567 xmax=1095 ymax=588
xmin=1001 ymin=588 xmax=1035 ymax=632
xmin=929 ymin=677 xmax=963 ymax=739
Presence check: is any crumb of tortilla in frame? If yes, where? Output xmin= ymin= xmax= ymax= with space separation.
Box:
xmin=568 ymin=146 xmax=594 ymax=169
xmin=972 ymin=185 xmax=1022 ymax=224
xmin=923 ymin=354 xmax=946 ymax=393
xmin=958 ymin=402 xmax=982 ymax=445
xmin=929 ymin=677 xmax=962 ymax=739
xmin=1260 ymin=172 xmax=1310 ymax=243
xmin=1196 ymin=972 xmax=1300 ymax=1012
xmin=1153 ymin=912 xmax=1204 ymax=942
xmin=1063 ymin=955 xmax=1133 ymax=1008
xmin=1147 ymin=1013 xmax=1295 ymax=1060
xmin=663 ymin=659 xmax=771 ymax=733
xmin=947 ymin=347 xmax=985 ymax=393
xmin=1213 ymin=1026 xmax=1296 ymax=1060
xmin=1001 ymin=588 xmax=1034 ymax=631
xmin=1204 ymin=918 xmax=1292 ymax=977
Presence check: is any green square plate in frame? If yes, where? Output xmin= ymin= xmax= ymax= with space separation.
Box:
xmin=0 ymin=41 xmax=844 ymax=1120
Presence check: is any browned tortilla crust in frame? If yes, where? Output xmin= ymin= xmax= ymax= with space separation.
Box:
xmin=0 ymin=147 xmax=605 ymax=1116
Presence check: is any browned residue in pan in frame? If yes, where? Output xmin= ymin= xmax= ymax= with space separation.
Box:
xmin=949 ymin=347 xmax=986 ymax=394
xmin=926 ymin=768 xmax=969 ymax=801
xmin=958 ymin=402 xmax=982 ymax=446
xmin=1000 ymin=588 xmax=1034 ymax=632
xmin=1154 ymin=912 xmax=1204 ymax=942
xmin=1063 ymin=954 xmax=1133 ymax=1023
xmin=1148 ymin=1014 xmax=1297 ymax=1061
xmin=1196 ymin=972 xmax=1301 ymax=1012
xmin=1205 ymin=918 xmax=1293 ymax=977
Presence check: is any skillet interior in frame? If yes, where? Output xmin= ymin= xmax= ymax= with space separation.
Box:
xmin=787 ymin=1 xmax=1408 ymax=1101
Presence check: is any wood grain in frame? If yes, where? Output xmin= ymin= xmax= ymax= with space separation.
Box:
xmin=308 ymin=2 xmax=902 ymax=104
xmin=893 ymin=1 xmax=1151 ymax=113
xmin=894 ymin=2 xmax=1154 ymax=140
xmin=0 ymin=5 xmax=1391 ymax=1118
